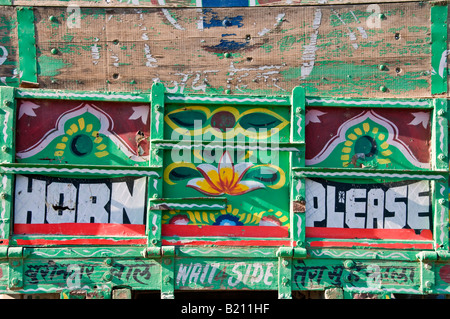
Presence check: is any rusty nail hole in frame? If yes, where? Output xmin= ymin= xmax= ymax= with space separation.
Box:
xmin=394 ymin=33 xmax=400 ymax=40
xmin=395 ymin=67 xmax=401 ymax=73
xmin=112 ymin=39 xmax=119 ymax=45
xmin=113 ymin=73 xmax=120 ymax=79
xmin=247 ymin=57 xmax=253 ymax=62
xmin=245 ymin=34 xmax=251 ymax=40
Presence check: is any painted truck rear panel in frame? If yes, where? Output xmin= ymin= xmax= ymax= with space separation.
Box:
xmin=0 ymin=0 xmax=449 ymax=299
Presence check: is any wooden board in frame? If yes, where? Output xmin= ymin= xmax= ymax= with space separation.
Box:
xmin=11 ymin=0 xmax=428 ymax=8
xmin=26 ymin=2 xmax=432 ymax=97
xmin=0 ymin=7 xmax=19 ymax=86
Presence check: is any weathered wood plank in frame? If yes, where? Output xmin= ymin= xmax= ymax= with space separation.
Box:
xmin=31 ymin=2 xmax=431 ymax=98
xmin=11 ymin=0 xmax=429 ymax=8
xmin=0 ymin=7 xmax=19 ymax=86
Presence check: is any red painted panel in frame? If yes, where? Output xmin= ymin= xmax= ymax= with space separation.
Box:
xmin=15 ymin=238 xmax=147 ymax=246
xmin=305 ymin=107 xmax=431 ymax=168
xmin=162 ymin=224 xmax=289 ymax=238
xmin=309 ymin=241 xmax=433 ymax=250
xmin=16 ymin=99 xmax=150 ymax=165
xmin=162 ymin=239 xmax=293 ymax=246
xmin=306 ymin=227 xmax=433 ymax=241
xmin=14 ymin=223 xmax=145 ymax=236
xmin=439 ymin=266 xmax=450 ymax=284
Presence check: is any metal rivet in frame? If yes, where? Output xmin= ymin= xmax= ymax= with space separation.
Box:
xmin=425 ymin=281 xmax=433 ymax=289
xmin=51 ymin=48 xmax=58 ymax=55
xmin=439 ymin=199 xmax=445 ymax=205
xmin=151 ymin=238 xmax=158 ymax=245
xmin=224 ymin=52 xmax=231 ymax=58
xmin=2 ymin=146 xmax=7 ymax=152
xmin=438 ymin=154 xmax=446 ymax=161
xmin=11 ymin=278 xmax=19 ymax=287
xmin=49 ymin=16 xmax=58 ymax=23
xmin=0 ymin=193 xmax=6 ymax=200
xmin=3 ymin=100 xmax=11 ymax=107
xmin=344 ymin=260 xmax=355 ymax=269
xmin=379 ymin=86 xmax=388 ymax=92
xmin=378 ymin=64 xmax=386 ymax=71
xmin=103 ymin=272 xmax=112 ymax=282
xmin=105 ymin=258 xmax=113 ymax=266
xmin=438 ymin=109 xmax=445 ymax=117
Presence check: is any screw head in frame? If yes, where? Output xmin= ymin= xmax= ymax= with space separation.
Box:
xmin=103 ymin=272 xmax=112 ymax=282
xmin=344 ymin=260 xmax=356 ymax=269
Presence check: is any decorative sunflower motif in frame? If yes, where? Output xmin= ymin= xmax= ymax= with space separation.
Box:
xmin=186 ymin=150 xmax=265 ymax=196
xmin=341 ymin=121 xmax=392 ymax=168
xmin=162 ymin=204 xmax=288 ymax=227
xmin=54 ymin=115 xmax=109 ymax=159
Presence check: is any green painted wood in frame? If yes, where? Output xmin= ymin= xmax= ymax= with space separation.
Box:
xmin=0 ymin=87 xmax=15 ymax=244
xmin=431 ymin=4 xmax=448 ymax=95
xmin=0 ymin=83 xmax=448 ymax=299
xmin=16 ymin=7 xmax=37 ymax=84
xmin=16 ymin=89 xmax=150 ymax=102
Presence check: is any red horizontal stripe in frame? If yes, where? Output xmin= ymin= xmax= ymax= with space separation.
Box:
xmin=162 ymin=225 xmax=289 ymax=238
xmin=14 ymin=223 xmax=145 ymax=236
xmin=15 ymin=238 xmax=147 ymax=246
xmin=306 ymin=227 xmax=433 ymax=241
xmin=309 ymin=240 xmax=433 ymax=250
xmin=162 ymin=239 xmax=292 ymax=246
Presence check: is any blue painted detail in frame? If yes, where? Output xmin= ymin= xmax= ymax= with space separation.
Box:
xmin=213 ymin=214 xmax=244 ymax=226
xmin=202 ymin=9 xmax=243 ymax=29
xmin=222 ymin=33 xmax=237 ymax=37
xmin=202 ymin=0 xmax=249 ymax=7
xmin=204 ymin=39 xmax=250 ymax=52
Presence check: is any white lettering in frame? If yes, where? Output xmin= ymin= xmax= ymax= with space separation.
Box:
xmin=305 ymin=179 xmax=431 ymax=231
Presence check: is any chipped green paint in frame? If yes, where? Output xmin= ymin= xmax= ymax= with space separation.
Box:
xmin=37 ymin=55 xmax=71 ymax=77
xmin=16 ymin=6 xmax=37 ymax=83
xmin=431 ymin=4 xmax=448 ymax=95
xmin=282 ymin=61 xmax=429 ymax=96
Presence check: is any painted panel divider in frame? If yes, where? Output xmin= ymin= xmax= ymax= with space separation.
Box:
xmin=433 ymin=98 xmax=449 ymax=251
xmin=431 ymin=3 xmax=448 ymax=95
xmin=16 ymin=7 xmax=37 ymax=85
xmin=0 ymin=86 xmax=15 ymax=246
xmin=290 ymin=86 xmax=306 ymax=255
xmin=148 ymin=83 xmax=164 ymax=250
